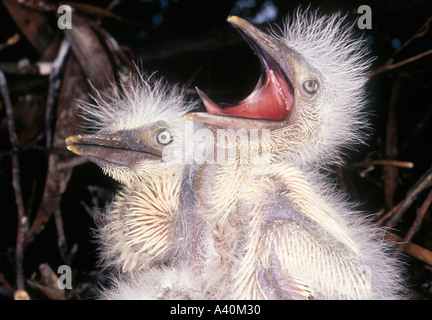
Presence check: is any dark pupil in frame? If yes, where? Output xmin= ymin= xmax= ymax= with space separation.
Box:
xmin=307 ymin=81 xmax=313 ymax=89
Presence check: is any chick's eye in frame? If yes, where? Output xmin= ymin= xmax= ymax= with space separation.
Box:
xmin=157 ymin=130 xmax=172 ymax=145
xmin=303 ymin=80 xmax=318 ymax=94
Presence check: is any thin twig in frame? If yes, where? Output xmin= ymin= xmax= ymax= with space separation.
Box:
xmin=368 ymin=15 xmax=432 ymax=77
xmin=106 ymin=0 xmax=122 ymax=11
xmin=370 ymin=49 xmax=432 ymax=76
xmin=384 ymin=77 xmax=401 ymax=210
xmin=385 ymin=164 xmax=432 ymax=227
xmin=45 ymin=39 xmax=70 ymax=148
xmin=377 ymin=202 xmax=399 ymax=226
xmin=373 ymin=159 xmax=414 ymax=169
xmin=54 ymin=208 xmax=69 ymax=264
xmin=387 ymin=233 xmax=432 ymax=266
xmin=0 ymin=272 xmax=12 ymax=290
xmin=47 ymin=41 xmax=73 ymax=262
xmin=391 ymin=16 xmax=432 ymax=57
xmin=0 ymin=71 xmax=29 ymax=295
xmin=402 ymin=188 xmax=432 ymax=244
xmin=352 ymin=159 xmax=414 ymax=169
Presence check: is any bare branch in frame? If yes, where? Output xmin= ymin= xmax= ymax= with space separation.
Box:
xmin=0 ymin=71 xmax=29 ymax=295
xmin=384 ymin=164 xmax=432 ymax=227
xmin=402 ymin=189 xmax=432 ymax=244
xmin=370 ymin=49 xmax=432 ymax=76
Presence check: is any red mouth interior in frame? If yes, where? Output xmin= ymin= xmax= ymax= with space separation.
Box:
xmin=196 ymin=61 xmax=293 ymax=121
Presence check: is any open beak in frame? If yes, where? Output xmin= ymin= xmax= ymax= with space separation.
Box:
xmin=184 ymin=16 xmax=294 ymax=129
xmin=65 ymin=130 xmax=162 ymax=169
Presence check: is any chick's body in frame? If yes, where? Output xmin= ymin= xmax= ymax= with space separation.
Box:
xmin=187 ymin=10 xmax=407 ymax=299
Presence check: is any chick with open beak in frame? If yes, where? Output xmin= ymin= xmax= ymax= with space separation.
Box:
xmin=184 ymin=10 xmax=406 ymax=299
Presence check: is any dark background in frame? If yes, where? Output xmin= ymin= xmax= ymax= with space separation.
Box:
xmin=0 ymin=0 xmax=431 ymax=299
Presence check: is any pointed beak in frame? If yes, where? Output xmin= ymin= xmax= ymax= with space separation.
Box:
xmin=226 ymin=15 xmax=279 ymax=57
xmin=187 ymin=15 xmax=294 ymax=130
xmin=182 ymin=111 xmax=286 ymax=130
xmin=65 ymin=129 xmax=163 ymax=169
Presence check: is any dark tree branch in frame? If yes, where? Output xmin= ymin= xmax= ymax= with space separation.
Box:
xmin=384 ymin=164 xmax=432 ymax=228
xmin=0 ymin=71 xmax=29 ymax=298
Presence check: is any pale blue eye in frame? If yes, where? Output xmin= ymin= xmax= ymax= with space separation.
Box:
xmin=303 ymin=80 xmax=318 ymax=93
xmin=157 ymin=131 xmax=172 ymax=145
